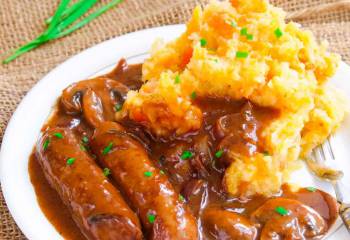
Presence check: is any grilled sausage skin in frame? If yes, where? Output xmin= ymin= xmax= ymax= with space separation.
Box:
xmin=36 ymin=127 xmax=142 ymax=240
xmin=91 ymin=121 xmax=198 ymax=240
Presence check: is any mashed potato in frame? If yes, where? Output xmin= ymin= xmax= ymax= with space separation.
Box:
xmin=117 ymin=0 xmax=347 ymax=196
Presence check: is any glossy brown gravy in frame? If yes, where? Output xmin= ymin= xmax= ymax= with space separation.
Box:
xmin=29 ymin=59 xmax=338 ymax=239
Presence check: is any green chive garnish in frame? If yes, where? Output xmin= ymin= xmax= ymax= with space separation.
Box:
xmin=147 ymin=213 xmax=156 ymax=223
xmin=240 ymin=27 xmax=248 ymax=36
xmin=144 ymin=171 xmax=153 ymax=177
xmin=236 ymin=51 xmax=249 ymax=59
xmin=274 ymin=28 xmax=283 ymax=38
xmin=53 ymin=132 xmax=63 ymax=139
xmin=263 ymin=151 xmax=270 ymax=156
xmin=103 ymin=168 xmax=111 ymax=177
xmin=115 ymin=103 xmax=123 ymax=112
xmin=66 ymin=157 xmax=76 ymax=165
xmin=306 ymin=186 xmax=317 ymax=192
xmin=102 ymin=142 xmax=113 ymax=155
xmin=200 ymin=38 xmax=207 ymax=47
xmin=230 ymin=21 xmax=237 ymax=27
xmin=215 ymin=150 xmax=224 ymax=158
xmin=82 ymin=136 xmax=89 ymax=143
xmin=160 ymin=170 xmax=165 ymax=175
xmin=175 ymin=75 xmax=180 ymax=84
xmin=246 ymin=34 xmax=253 ymax=40
xmin=179 ymin=194 xmax=185 ymax=202
xmin=275 ymin=206 xmax=289 ymax=216
xmin=190 ymin=91 xmax=197 ymax=100
xmin=181 ymin=150 xmax=193 ymax=160
xmin=43 ymin=139 xmax=50 ymax=150
xmin=80 ymin=144 xmax=87 ymax=151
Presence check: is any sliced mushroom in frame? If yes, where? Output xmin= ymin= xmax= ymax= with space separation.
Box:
xmin=61 ymin=77 xmax=130 ymax=124
xmin=83 ymin=89 xmax=105 ymax=128
xmin=181 ymin=179 xmax=208 ymax=216
xmin=251 ymin=198 xmax=327 ymax=240
xmin=202 ymin=207 xmax=257 ymax=240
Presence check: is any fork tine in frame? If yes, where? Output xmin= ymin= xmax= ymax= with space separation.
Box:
xmin=326 ymin=136 xmax=336 ymax=160
xmin=314 ymin=146 xmax=324 ymax=163
xmin=320 ymin=143 xmax=327 ymax=161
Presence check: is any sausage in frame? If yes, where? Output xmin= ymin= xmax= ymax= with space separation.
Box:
xmin=36 ymin=127 xmax=142 ymax=240
xmin=202 ymin=208 xmax=257 ymax=240
xmin=90 ymin=121 xmax=198 ymax=240
xmin=251 ymin=198 xmax=327 ymax=240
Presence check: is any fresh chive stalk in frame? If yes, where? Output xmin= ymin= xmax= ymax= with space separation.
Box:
xmin=3 ymin=0 xmax=124 ymax=64
xmin=55 ymin=0 xmax=123 ymax=39
xmin=45 ymin=0 xmax=88 ymax=25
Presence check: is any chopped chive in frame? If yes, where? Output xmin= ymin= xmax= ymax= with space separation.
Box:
xmin=82 ymin=136 xmax=89 ymax=143
xmin=306 ymin=186 xmax=317 ymax=192
xmin=190 ymin=91 xmax=197 ymax=100
xmin=236 ymin=51 xmax=249 ymax=59
xmin=175 ymin=75 xmax=181 ymax=84
xmin=181 ymin=150 xmax=193 ymax=160
xmin=275 ymin=206 xmax=289 ymax=216
xmin=274 ymin=28 xmax=283 ymax=38
xmin=115 ymin=103 xmax=123 ymax=112
xmin=144 ymin=171 xmax=153 ymax=177
xmin=200 ymin=38 xmax=207 ymax=47
xmin=43 ymin=139 xmax=50 ymax=150
xmin=211 ymin=58 xmax=219 ymax=63
xmin=160 ymin=170 xmax=165 ymax=175
xmin=179 ymin=194 xmax=185 ymax=202
xmin=215 ymin=150 xmax=224 ymax=158
xmin=230 ymin=21 xmax=237 ymax=27
xmin=147 ymin=213 xmax=156 ymax=223
xmin=53 ymin=132 xmax=63 ymax=139
xmin=103 ymin=168 xmax=111 ymax=177
xmin=66 ymin=157 xmax=76 ymax=166
xmin=263 ymin=151 xmax=270 ymax=156
xmin=240 ymin=27 xmax=248 ymax=36
xmin=246 ymin=34 xmax=253 ymax=40
xmin=80 ymin=144 xmax=87 ymax=151
xmin=102 ymin=142 xmax=113 ymax=155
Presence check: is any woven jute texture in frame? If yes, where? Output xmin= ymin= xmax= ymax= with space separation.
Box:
xmin=0 ymin=0 xmax=349 ymax=239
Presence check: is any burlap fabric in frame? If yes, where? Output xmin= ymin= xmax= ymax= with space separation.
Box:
xmin=0 ymin=0 xmax=349 ymax=239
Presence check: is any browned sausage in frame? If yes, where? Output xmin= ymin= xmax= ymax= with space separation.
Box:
xmin=90 ymin=121 xmax=198 ymax=240
xmin=36 ymin=127 xmax=142 ymax=240
xmin=202 ymin=208 xmax=257 ymax=240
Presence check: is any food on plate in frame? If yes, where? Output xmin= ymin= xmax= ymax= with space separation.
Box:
xmin=36 ymin=127 xmax=142 ymax=240
xmin=90 ymin=121 xmax=198 ymax=239
xmin=117 ymin=0 xmax=347 ymax=197
xmin=29 ymin=0 xmax=346 ymax=239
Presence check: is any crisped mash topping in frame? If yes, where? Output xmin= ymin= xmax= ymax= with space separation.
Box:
xmin=116 ymin=0 xmax=347 ymax=196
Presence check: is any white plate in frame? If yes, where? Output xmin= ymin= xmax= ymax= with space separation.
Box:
xmin=0 ymin=24 xmax=349 ymax=240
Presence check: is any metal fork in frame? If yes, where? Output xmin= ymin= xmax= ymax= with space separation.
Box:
xmin=306 ymin=136 xmax=350 ymax=234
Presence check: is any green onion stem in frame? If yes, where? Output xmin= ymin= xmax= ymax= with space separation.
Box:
xmin=55 ymin=0 xmax=123 ymax=39
xmin=3 ymin=0 xmax=124 ymax=64
xmin=45 ymin=0 xmax=87 ymax=25
xmin=54 ymin=0 xmax=98 ymax=34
